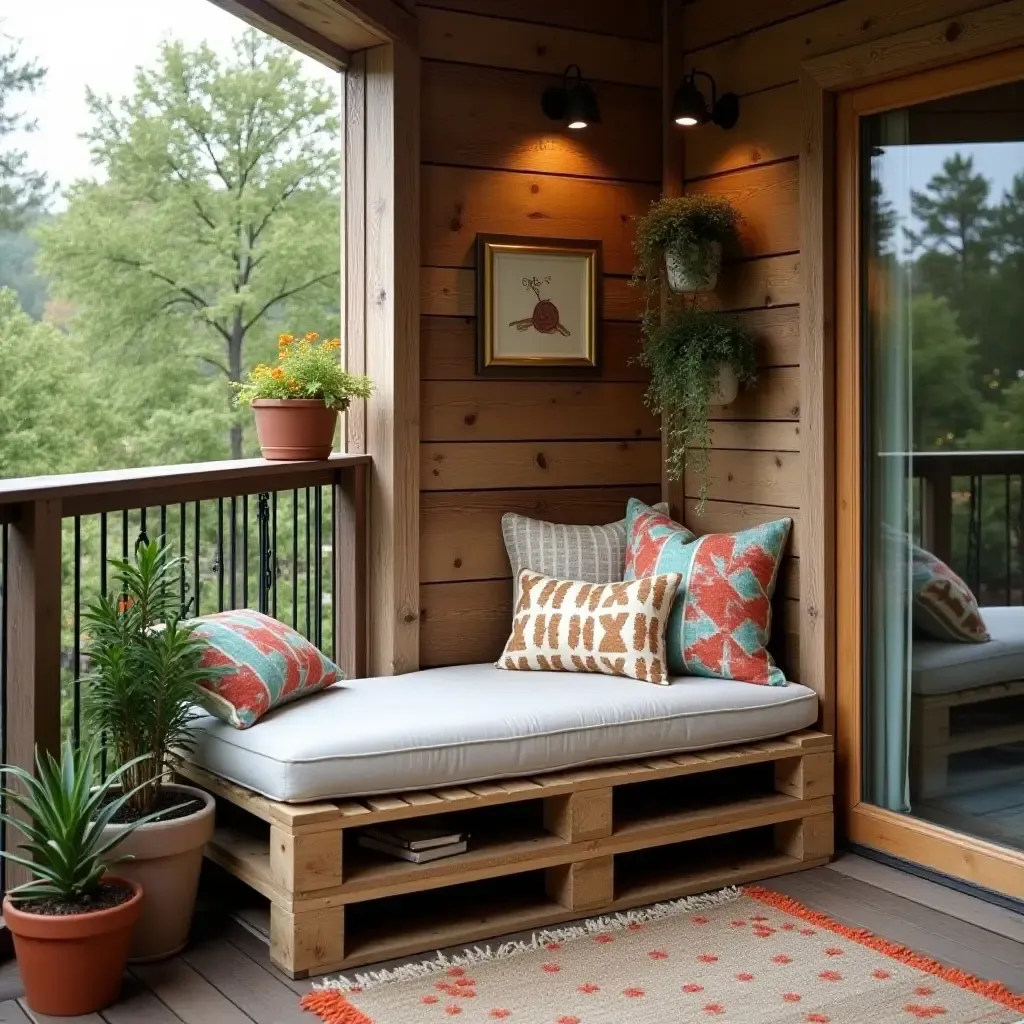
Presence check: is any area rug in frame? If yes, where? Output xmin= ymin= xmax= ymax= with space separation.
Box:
xmin=300 ymin=886 xmax=1024 ymax=1024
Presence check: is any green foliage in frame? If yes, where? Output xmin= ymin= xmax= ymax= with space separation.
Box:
xmin=0 ymin=737 xmax=166 ymax=905
xmin=638 ymin=305 xmax=756 ymax=509
xmin=0 ymin=32 xmax=52 ymax=228
xmin=234 ymin=332 xmax=373 ymax=409
xmin=632 ymin=195 xmax=739 ymax=300
xmin=82 ymin=541 xmax=223 ymax=818
xmin=35 ymin=29 xmax=342 ymax=461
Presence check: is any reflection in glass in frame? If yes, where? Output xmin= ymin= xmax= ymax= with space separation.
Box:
xmin=861 ymin=80 xmax=1024 ymax=852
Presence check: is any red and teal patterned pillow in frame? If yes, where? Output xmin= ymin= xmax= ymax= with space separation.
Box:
xmin=910 ymin=545 xmax=990 ymax=643
xmin=190 ymin=610 xmax=342 ymax=729
xmin=624 ymin=498 xmax=792 ymax=686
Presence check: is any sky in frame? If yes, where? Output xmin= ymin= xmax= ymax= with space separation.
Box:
xmin=1 ymin=0 xmax=341 ymax=205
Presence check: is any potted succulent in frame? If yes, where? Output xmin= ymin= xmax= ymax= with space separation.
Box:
xmin=638 ymin=305 xmax=756 ymax=510
xmin=234 ymin=332 xmax=374 ymax=460
xmin=633 ymin=195 xmax=740 ymax=294
xmin=82 ymin=540 xmax=224 ymax=961
xmin=0 ymin=739 xmax=168 ymax=1015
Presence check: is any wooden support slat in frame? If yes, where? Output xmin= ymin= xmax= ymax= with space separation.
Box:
xmin=774 ymin=752 xmax=835 ymax=801
xmin=270 ymin=904 xmax=345 ymax=979
xmin=546 ymin=856 xmax=614 ymax=912
xmin=334 ymin=462 xmax=367 ymax=680
xmin=775 ymin=812 xmax=835 ymax=862
xmin=544 ymin=789 xmax=613 ymax=842
xmin=4 ymin=499 xmax=63 ymax=892
xmin=270 ymin=826 xmax=343 ymax=895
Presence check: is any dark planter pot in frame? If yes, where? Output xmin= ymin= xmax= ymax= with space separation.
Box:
xmin=4 ymin=878 xmax=143 ymax=1016
xmin=251 ymin=399 xmax=340 ymax=460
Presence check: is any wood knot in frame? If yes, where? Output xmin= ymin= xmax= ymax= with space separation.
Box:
xmin=530 ymin=183 xmax=540 ymax=194
xmin=535 ymin=452 xmax=548 ymax=470
xmin=861 ymin=17 xmax=874 ymax=30
xmin=775 ymin=456 xmax=783 ymax=468
xmin=536 ymin=44 xmax=548 ymax=56
xmin=453 ymin=557 xmax=462 ymax=569
xmin=763 ymin=295 xmax=773 ymax=307
xmin=404 ymin=612 xmax=417 ymax=624
xmin=464 ymin=413 xmax=477 ymax=426
xmin=450 ymin=216 xmax=463 ymax=232
xmin=945 ymin=21 xmax=963 ymax=41
xmin=377 ymin=289 xmax=387 ymax=305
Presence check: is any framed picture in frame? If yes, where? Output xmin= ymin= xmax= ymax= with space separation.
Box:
xmin=476 ymin=234 xmax=603 ymax=377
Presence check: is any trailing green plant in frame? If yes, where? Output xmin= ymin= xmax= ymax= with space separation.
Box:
xmin=639 ymin=305 xmax=757 ymax=509
xmin=82 ymin=540 xmax=224 ymax=819
xmin=233 ymin=332 xmax=374 ymax=409
xmin=0 ymin=738 xmax=170 ymax=906
xmin=633 ymin=195 xmax=740 ymax=301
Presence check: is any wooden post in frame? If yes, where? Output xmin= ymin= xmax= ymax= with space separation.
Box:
xmin=921 ymin=462 xmax=953 ymax=565
xmin=334 ymin=463 xmax=368 ymax=679
xmin=4 ymin=499 xmax=63 ymax=891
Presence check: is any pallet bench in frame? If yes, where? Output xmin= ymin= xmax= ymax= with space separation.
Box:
xmin=179 ymin=729 xmax=834 ymax=978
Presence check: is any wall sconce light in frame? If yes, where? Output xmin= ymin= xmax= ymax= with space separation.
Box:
xmin=671 ymin=69 xmax=739 ymax=129
xmin=542 ymin=65 xmax=601 ymax=130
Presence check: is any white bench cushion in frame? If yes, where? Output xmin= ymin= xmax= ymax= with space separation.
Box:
xmin=913 ymin=606 xmax=1024 ymax=696
xmin=186 ymin=663 xmax=818 ymax=803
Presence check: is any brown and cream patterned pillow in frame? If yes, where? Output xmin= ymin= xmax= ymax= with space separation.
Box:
xmin=496 ymin=569 xmax=683 ymax=684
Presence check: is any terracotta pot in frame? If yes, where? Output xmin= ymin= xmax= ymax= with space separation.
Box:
xmin=4 ymin=877 xmax=143 ymax=1016
xmin=251 ymin=398 xmax=340 ymax=460
xmin=666 ymin=241 xmax=722 ymax=293
xmin=709 ymin=363 xmax=739 ymax=406
xmin=100 ymin=784 xmax=215 ymax=962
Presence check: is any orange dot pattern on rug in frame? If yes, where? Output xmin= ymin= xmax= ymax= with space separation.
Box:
xmin=300 ymin=887 xmax=1024 ymax=1023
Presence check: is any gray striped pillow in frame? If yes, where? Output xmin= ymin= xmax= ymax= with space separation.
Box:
xmin=502 ymin=503 xmax=669 ymax=587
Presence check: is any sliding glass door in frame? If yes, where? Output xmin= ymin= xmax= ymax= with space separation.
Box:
xmin=838 ymin=51 xmax=1024 ymax=899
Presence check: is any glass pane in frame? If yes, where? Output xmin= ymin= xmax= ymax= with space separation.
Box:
xmin=861 ymin=79 xmax=1024 ymax=853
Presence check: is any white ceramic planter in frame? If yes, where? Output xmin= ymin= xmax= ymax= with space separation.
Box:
xmin=666 ymin=241 xmax=722 ymax=293
xmin=709 ymin=363 xmax=739 ymax=407
xmin=100 ymin=784 xmax=215 ymax=962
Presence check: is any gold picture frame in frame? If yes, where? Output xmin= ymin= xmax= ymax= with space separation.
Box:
xmin=476 ymin=234 xmax=603 ymax=377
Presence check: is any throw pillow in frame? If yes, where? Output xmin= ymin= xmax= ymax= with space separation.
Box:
xmin=191 ymin=609 xmax=343 ymax=729
xmin=911 ymin=545 xmax=990 ymax=643
xmin=624 ymin=498 xmax=792 ymax=686
xmin=502 ymin=501 xmax=669 ymax=588
xmin=496 ymin=569 xmax=682 ymax=684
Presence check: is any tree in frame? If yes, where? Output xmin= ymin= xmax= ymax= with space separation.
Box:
xmin=37 ymin=31 xmax=341 ymax=461
xmin=0 ymin=287 xmax=103 ymax=478
xmin=0 ymin=30 xmax=51 ymax=228
xmin=910 ymin=293 xmax=982 ymax=450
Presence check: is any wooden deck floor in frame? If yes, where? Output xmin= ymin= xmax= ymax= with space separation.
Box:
xmin=2 ymin=855 xmax=1022 ymax=1023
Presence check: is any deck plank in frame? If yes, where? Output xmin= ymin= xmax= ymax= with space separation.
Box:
xmin=130 ymin=961 xmax=250 ymax=1024
xmin=19 ymin=1000 xmax=104 ymax=1024
xmin=0 ymin=1001 xmax=30 ymax=1024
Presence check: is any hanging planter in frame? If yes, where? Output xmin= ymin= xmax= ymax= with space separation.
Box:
xmin=637 ymin=305 xmax=756 ymax=511
xmin=634 ymin=196 xmax=738 ymax=296
xmin=235 ymin=332 xmax=374 ymax=461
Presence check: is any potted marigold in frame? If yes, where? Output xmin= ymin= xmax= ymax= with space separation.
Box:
xmin=83 ymin=540 xmax=225 ymax=961
xmin=235 ymin=332 xmax=374 ymax=460
xmin=1 ymin=739 xmax=168 ymax=1015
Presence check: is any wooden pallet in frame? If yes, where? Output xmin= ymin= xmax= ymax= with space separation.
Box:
xmin=179 ymin=730 xmax=834 ymax=978
xmin=910 ymin=680 xmax=1024 ymax=799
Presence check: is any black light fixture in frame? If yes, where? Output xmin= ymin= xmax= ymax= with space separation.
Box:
xmin=671 ymin=69 xmax=739 ymax=129
xmin=542 ymin=65 xmax=601 ymax=130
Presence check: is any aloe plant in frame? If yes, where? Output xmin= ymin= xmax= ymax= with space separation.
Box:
xmin=0 ymin=737 xmax=173 ymax=905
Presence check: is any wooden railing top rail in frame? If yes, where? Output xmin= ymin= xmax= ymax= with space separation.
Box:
xmin=0 ymin=454 xmax=371 ymax=520
xmin=878 ymin=451 xmax=1024 ymax=480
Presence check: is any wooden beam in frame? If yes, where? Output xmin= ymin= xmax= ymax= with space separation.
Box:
xmin=334 ymin=463 xmax=368 ymax=679
xmin=4 ymin=500 xmax=63 ymax=891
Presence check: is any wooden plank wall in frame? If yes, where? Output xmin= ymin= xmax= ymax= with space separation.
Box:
xmin=418 ymin=0 xmax=663 ymax=668
xmin=675 ymin=0 xmax=998 ymax=682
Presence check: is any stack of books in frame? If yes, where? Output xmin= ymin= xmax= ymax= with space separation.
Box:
xmin=357 ymin=820 xmax=468 ymax=863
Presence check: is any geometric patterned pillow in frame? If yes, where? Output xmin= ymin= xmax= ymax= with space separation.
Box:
xmin=911 ymin=545 xmax=990 ymax=643
xmin=624 ymin=498 xmax=792 ymax=686
xmin=502 ymin=502 xmax=669 ymax=590
xmin=190 ymin=610 xmax=343 ymax=728
xmin=496 ymin=569 xmax=682 ymax=684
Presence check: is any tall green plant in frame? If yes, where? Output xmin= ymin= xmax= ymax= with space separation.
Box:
xmin=639 ymin=305 xmax=756 ymax=509
xmin=82 ymin=541 xmax=220 ymax=818
xmin=0 ymin=738 xmax=168 ymax=905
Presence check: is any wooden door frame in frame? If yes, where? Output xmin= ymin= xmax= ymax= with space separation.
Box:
xmin=800 ymin=1 xmax=1024 ymax=898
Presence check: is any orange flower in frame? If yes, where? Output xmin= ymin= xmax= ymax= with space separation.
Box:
xmin=305 ymin=331 xmax=319 ymax=342
xmin=324 ymin=338 xmax=341 ymax=350
xmin=271 ymin=367 xmax=285 ymax=380
xmin=278 ymin=333 xmax=294 ymax=345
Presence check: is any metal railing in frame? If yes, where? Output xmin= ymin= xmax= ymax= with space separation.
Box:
xmin=913 ymin=451 xmax=1024 ymax=606
xmin=0 ymin=454 xmax=369 ymax=894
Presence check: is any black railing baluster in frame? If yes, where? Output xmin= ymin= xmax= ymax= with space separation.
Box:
xmin=1006 ymin=475 xmax=1012 ymax=605
xmin=330 ymin=485 xmax=337 ymax=661
xmin=314 ymin=485 xmax=322 ymax=650
xmin=73 ymin=516 xmax=81 ymax=747
xmin=305 ymin=487 xmax=312 ymax=640
xmin=0 ymin=523 xmax=7 ymax=895
xmin=160 ymin=504 xmax=168 ymax=548
xmin=193 ymin=502 xmax=201 ymax=616
xmin=179 ymin=503 xmax=187 ymax=613
xmin=292 ymin=490 xmax=298 ymax=630
xmin=242 ymin=494 xmax=249 ymax=610
xmin=230 ymin=496 xmax=237 ymax=610
xmin=217 ymin=498 xmax=225 ymax=611
xmin=257 ymin=493 xmax=271 ymax=615
xmin=272 ymin=491 xmax=278 ymax=619
xmin=122 ymin=509 xmax=129 ymax=561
